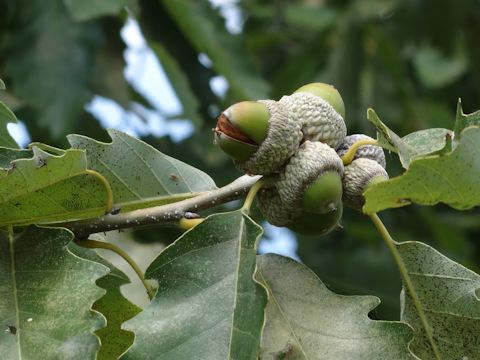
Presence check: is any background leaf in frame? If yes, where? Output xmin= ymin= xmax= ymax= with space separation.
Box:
xmin=397 ymin=241 xmax=480 ymax=359
xmin=150 ymin=42 xmax=203 ymax=127
xmin=64 ymin=0 xmax=131 ymax=21
xmin=122 ymin=210 xmax=268 ymax=360
xmin=412 ymin=46 xmax=467 ymax=89
xmin=256 ymin=254 xmax=416 ymax=359
xmin=0 ymin=226 xmax=108 ymax=359
xmin=161 ymin=0 xmax=270 ymax=100
xmin=0 ymin=99 xmax=19 ymax=149
xmin=364 ymin=126 xmax=480 ymax=213
xmin=2 ymin=0 xmax=100 ymax=138
xmin=68 ymin=129 xmax=217 ymax=212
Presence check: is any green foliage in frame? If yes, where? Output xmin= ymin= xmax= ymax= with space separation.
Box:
xmin=0 ymin=148 xmax=32 ymax=168
xmin=122 ymin=211 xmax=267 ymax=359
xmin=70 ymin=242 xmax=141 ymax=360
xmin=257 ymin=254 xmax=416 ymax=359
xmin=1 ymin=1 xmax=480 ymax=359
xmin=68 ymin=129 xmax=217 ymax=212
xmin=397 ymin=241 xmax=480 ymax=359
xmin=364 ymin=108 xmax=480 ymax=213
xmin=64 ymin=0 xmax=131 ymax=21
xmin=150 ymin=42 xmax=203 ymax=126
xmin=0 ymin=81 xmax=19 ymax=149
xmin=0 ymin=226 xmax=108 ymax=359
xmin=2 ymin=0 xmax=99 ymax=138
xmin=0 ymin=147 xmax=110 ymax=226
xmin=161 ymin=0 xmax=270 ymax=100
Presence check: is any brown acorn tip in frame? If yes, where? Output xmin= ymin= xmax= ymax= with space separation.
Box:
xmin=215 ymin=112 xmax=257 ymax=145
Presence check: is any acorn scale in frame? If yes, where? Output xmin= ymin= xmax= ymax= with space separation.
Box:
xmin=279 ymin=83 xmax=347 ymax=149
xmin=258 ymin=140 xmax=344 ymax=235
xmin=342 ymin=158 xmax=389 ymax=210
xmin=277 ymin=141 xmax=344 ymax=215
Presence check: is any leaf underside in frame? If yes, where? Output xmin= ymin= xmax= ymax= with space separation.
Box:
xmin=257 ymin=254 xmax=416 ymax=360
xmin=397 ymin=241 xmax=480 ymax=359
xmin=364 ymin=126 xmax=480 ymax=213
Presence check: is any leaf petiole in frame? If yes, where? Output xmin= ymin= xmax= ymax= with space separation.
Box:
xmin=368 ymin=212 xmax=441 ymax=360
xmin=75 ymin=238 xmax=155 ymax=301
xmin=341 ymin=139 xmax=378 ymax=165
xmin=241 ymin=176 xmax=276 ymax=214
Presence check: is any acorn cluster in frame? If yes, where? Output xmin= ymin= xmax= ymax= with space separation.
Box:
xmin=214 ymin=83 xmax=388 ymax=235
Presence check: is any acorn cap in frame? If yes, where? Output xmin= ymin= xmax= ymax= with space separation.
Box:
xmin=278 ymin=141 xmax=344 ymax=214
xmin=257 ymin=187 xmax=301 ymax=227
xmin=279 ymin=92 xmax=347 ymax=149
xmin=294 ymin=82 xmax=345 ymax=119
xmin=343 ymin=158 xmax=389 ymax=210
xmin=337 ymin=134 xmax=386 ymax=168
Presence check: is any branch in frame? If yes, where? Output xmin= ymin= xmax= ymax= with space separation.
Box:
xmin=58 ymin=175 xmax=261 ymax=238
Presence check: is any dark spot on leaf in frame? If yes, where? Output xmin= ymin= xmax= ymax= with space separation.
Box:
xmin=169 ymin=173 xmax=179 ymax=183
xmin=271 ymin=342 xmax=293 ymax=359
xmin=109 ymin=207 xmax=121 ymax=215
xmin=6 ymin=163 xmax=16 ymax=174
xmin=35 ymin=157 xmax=47 ymax=168
xmin=5 ymin=325 xmax=17 ymax=335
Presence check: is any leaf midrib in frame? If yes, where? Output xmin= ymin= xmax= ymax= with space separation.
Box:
xmin=257 ymin=269 xmax=309 ymax=359
xmin=9 ymin=227 xmax=22 ymax=359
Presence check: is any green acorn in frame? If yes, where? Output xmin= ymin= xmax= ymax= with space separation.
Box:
xmin=257 ymin=187 xmax=342 ymax=236
xmin=277 ymin=141 xmax=344 ymax=214
xmin=257 ymin=141 xmax=344 ymax=235
xmin=295 ymin=82 xmax=345 ymax=119
xmin=214 ymin=100 xmax=302 ymax=175
xmin=279 ymin=82 xmax=347 ymax=149
xmin=287 ymin=203 xmax=343 ymax=236
xmin=343 ymin=158 xmax=389 ymax=210
xmin=214 ymin=101 xmax=267 ymax=160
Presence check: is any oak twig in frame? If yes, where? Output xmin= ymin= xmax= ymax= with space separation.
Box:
xmin=57 ymin=175 xmax=261 ymax=238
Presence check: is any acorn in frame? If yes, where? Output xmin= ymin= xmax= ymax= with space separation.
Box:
xmin=214 ymin=101 xmax=266 ymax=161
xmin=287 ymin=203 xmax=343 ymax=236
xmin=257 ymin=141 xmax=344 ymax=235
xmin=257 ymin=187 xmax=343 ymax=236
xmin=337 ymin=134 xmax=386 ymax=168
xmin=342 ymin=158 xmax=389 ymax=210
xmin=277 ymin=141 xmax=344 ymax=215
xmin=295 ymin=82 xmax=345 ymax=119
xmin=214 ymin=100 xmax=302 ymax=175
xmin=279 ymin=82 xmax=347 ymax=149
